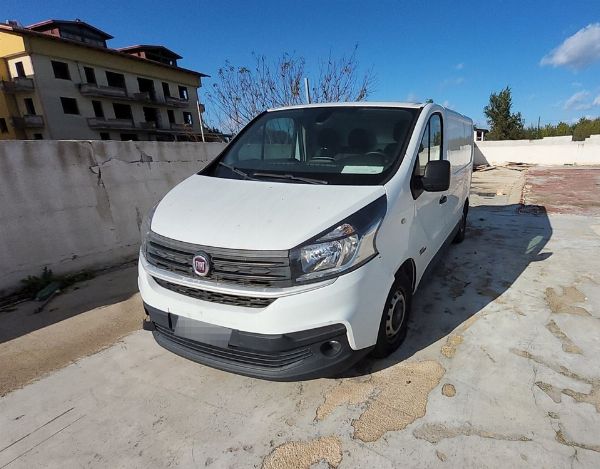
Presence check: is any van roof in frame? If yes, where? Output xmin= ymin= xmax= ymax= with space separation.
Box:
xmin=268 ymin=102 xmax=425 ymax=112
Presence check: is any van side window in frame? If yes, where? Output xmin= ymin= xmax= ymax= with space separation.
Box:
xmin=415 ymin=114 xmax=443 ymax=177
xmin=412 ymin=114 xmax=443 ymax=198
xmin=417 ymin=123 xmax=430 ymax=176
xmin=236 ymin=117 xmax=301 ymax=161
xmin=264 ymin=117 xmax=297 ymax=160
xmin=430 ymin=115 xmax=442 ymax=161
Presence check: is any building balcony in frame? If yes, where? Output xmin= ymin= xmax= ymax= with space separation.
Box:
xmin=164 ymin=96 xmax=189 ymax=108
xmin=79 ymin=83 xmax=129 ymax=99
xmin=169 ymin=123 xmax=193 ymax=131
xmin=78 ymin=84 xmax=192 ymax=108
xmin=0 ymin=77 xmax=35 ymax=93
xmin=12 ymin=115 xmax=44 ymax=129
xmin=139 ymin=121 xmax=158 ymax=130
xmin=87 ymin=117 xmax=135 ymax=130
xmin=132 ymin=91 xmax=154 ymax=103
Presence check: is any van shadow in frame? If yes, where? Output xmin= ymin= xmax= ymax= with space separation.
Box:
xmin=345 ymin=203 xmax=553 ymax=376
xmin=0 ymin=264 xmax=139 ymax=344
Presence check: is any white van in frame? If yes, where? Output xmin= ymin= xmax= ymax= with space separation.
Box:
xmin=139 ymin=102 xmax=474 ymax=380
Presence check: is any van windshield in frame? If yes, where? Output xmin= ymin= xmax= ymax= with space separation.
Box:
xmin=206 ymin=106 xmax=420 ymax=185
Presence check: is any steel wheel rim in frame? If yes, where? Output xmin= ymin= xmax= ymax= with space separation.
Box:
xmin=385 ymin=290 xmax=406 ymax=339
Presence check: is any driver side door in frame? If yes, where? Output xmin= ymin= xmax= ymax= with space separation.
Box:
xmin=410 ymin=114 xmax=449 ymax=276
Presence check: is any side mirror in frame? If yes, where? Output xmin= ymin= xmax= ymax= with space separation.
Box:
xmin=422 ymin=160 xmax=450 ymax=192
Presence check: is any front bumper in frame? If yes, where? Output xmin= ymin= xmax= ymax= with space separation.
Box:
xmin=144 ymin=303 xmax=372 ymax=381
xmin=139 ymin=253 xmax=393 ymax=351
xmin=139 ymin=251 xmax=395 ymax=379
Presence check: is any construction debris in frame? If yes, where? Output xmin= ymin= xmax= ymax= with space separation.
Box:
xmin=502 ymin=162 xmax=536 ymax=171
xmin=474 ymin=164 xmax=496 ymax=172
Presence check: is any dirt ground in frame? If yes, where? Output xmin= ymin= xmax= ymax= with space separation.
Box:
xmin=1 ymin=165 xmax=599 ymax=468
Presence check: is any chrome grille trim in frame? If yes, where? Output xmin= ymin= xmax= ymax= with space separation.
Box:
xmin=140 ymin=250 xmax=335 ymax=298
xmin=145 ymin=231 xmax=291 ymax=286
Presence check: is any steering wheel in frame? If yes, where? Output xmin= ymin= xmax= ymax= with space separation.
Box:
xmin=364 ymin=151 xmax=390 ymax=165
xmin=310 ymin=156 xmax=336 ymax=162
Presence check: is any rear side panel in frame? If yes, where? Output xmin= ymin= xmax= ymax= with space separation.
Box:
xmin=445 ymin=111 xmax=474 ymax=226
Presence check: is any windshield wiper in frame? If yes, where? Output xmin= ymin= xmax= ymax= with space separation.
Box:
xmin=252 ymin=172 xmax=328 ymax=185
xmin=217 ymin=162 xmax=259 ymax=181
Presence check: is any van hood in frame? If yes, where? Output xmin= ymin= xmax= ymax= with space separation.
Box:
xmin=151 ymin=175 xmax=386 ymax=250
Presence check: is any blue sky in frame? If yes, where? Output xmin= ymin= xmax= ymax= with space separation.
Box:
xmin=4 ymin=0 xmax=600 ymax=127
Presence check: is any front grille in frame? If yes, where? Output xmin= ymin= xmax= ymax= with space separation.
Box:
xmin=153 ymin=277 xmax=275 ymax=308
xmin=154 ymin=324 xmax=312 ymax=369
xmin=145 ymin=232 xmax=293 ymax=287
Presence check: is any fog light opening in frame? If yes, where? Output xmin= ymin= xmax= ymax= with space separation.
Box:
xmin=320 ymin=340 xmax=342 ymax=357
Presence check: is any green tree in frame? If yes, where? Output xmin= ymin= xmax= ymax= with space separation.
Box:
xmin=573 ymin=117 xmax=600 ymax=141
xmin=555 ymin=122 xmax=572 ymax=136
xmin=483 ymin=87 xmax=525 ymax=140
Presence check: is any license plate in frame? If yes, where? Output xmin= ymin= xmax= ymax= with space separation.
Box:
xmin=173 ymin=316 xmax=232 ymax=348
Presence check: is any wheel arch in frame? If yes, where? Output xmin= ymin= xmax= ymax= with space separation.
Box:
xmin=395 ymin=258 xmax=416 ymax=294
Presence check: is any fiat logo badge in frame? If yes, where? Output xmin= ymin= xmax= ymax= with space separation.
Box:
xmin=192 ymin=252 xmax=210 ymax=277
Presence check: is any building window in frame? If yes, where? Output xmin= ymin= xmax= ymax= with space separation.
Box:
xmin=100 ymin=132 xmax=110 ymax=140
xmin=60 ymin=97 xmax=80 ymax=115
xmin=178 ymin=86 xmax=188 ymax=100
xmin=15 ymin=61 xmax=26 ymax=78
xmin=113 ymin=103 xmax=132 ymax=120
xmin=92 ymin=100 xmax=104 ymax=118
xmin=0 ymin=118 xmax=8 ymax=133
xmin=120 ymin=133 xmax=138 ymax=141
xmin=137 ymin=77 xmax=156 ymax=100
xmin=52 ymin=60 xmax=71 ymax=80
xmin=84 ymin=66 xmax=96 ymax=84
xmin=106 ymin=71 xmax=126 ymax=89
xmin=34 ymin=133 xmax=43 ymax=140
xmin=24 ymin=98 xmax=36 ymax=115
xmin=183 ymin=112 xmax=193 ymax=125
xmin=162 ymin=82 xmax=171 ymax=97
xmin=167 ymin=109 xmax=175 ymax=124
xmin=143 ymin=107 xmax=159 ymax=125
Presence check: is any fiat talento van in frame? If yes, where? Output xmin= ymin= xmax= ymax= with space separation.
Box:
xmin=139 ymin=102 xmax=474 ymax=380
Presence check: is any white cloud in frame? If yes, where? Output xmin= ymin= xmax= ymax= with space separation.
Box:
xmin=406 ymin=92 xmax=419 ymax=102
xmin=594 ymin=95 xmax=600 ymax=106
xmin=571 ymin=81 xmax=583 ymax=87
xmin=563 ymin=91 xmax=593 ymax=110
xmin=541 ymin=23 xmax=600 ymax=69
xmin=455 ymin=63 xmax=464 ymax=70
xmin=442 ymin=100 xmax=452 ymax=108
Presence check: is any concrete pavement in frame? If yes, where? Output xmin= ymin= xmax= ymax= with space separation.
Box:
xmin=1 ymin=167 xmax=599 ymax=468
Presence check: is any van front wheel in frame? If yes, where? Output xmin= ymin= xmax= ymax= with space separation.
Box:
xmin=371 ymin=274 xmax=412 ymax=358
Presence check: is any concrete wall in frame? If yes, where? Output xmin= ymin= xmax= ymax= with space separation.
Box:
xmin=475 ymin=135 xmax=600 ymax=166
xmin=0 ymin=140 xmax=225 ymax=296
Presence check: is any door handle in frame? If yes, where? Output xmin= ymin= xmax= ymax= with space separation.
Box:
xmin=439 ymin=195 xmax=448 ymax=204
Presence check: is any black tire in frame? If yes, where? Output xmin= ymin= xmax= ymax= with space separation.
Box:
xmin=371 ymin=274 xmax=412 ymax=358
xmin=453 ymin=204 xmax=468 ymax=244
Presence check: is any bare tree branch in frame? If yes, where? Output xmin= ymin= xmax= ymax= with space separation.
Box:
xmin=207 ymin=47 xmax=375 ymax=133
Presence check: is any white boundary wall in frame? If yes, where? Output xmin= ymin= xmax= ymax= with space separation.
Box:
xmin=475 ymin=135 xmax=600 ymax=166
xmin=0 ymin=140 xmax=225 ymax=295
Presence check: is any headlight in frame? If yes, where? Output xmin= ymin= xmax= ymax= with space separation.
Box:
xmin=290 ymin=196 xmax=386 ymax=283
xmin=140 ymin=204 xmax=157 ymax=257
